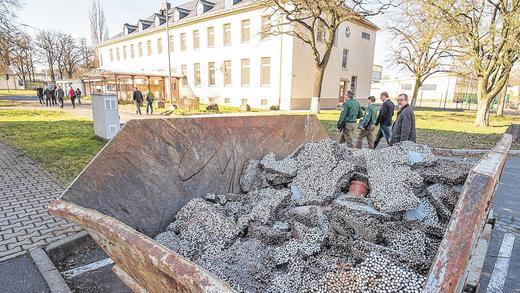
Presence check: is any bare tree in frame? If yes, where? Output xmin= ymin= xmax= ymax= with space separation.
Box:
xmin=390 ymin=4 xmax=454 ymax=107
xmin=35 ymin=30 xmax=59 ymax=83
xmin=261 ymin=0 xmax=390 ymax=113
xmin=0 ymin=0 xmax=20 ymax=37
xmin=10 ymin=32 xmax=37 ymax=86
xmin=89 ymin=1 xmax=109 ymax=46
xmin=426 ymin=0 xmax=520 ymax=127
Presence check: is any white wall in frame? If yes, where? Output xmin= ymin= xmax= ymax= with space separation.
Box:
xmin=290 ymin=20 xmax=377 ymax=109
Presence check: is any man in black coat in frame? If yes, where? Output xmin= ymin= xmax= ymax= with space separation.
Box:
xmin=43 ymin=87 xmax=51 ymax=107
xmin=36 ymin=87 xmax=44 ymax=104
xmin=132 ymin=87 xmax=143 ymax=115
xmin=374 ymin=91 xmax=395 ymax=148
xmin=50 ymin=86 xmax=57 ymax=106
xmin=390 ymin=93 xmax=416 ymax=145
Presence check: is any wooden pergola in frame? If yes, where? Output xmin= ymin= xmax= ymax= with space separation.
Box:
xmin=83 ymin=68 xmax=183 ymax=104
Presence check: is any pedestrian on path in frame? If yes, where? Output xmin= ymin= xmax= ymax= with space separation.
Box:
xmin=133 ymin=87 xmax=143 ymax=115
xmin=68 ymin=86 xmax=76 ymax=109
xmin=357 ymin=96 xmax=377 ymax=149
xmin=75 ymin=88 xmax=82 ymax=105
xmin=374 ymin=91 xmax=395 ymax=148
xmin=145 ymin=89 xmax=154 ymax=115
xmin=337 ymin=90 xmax=364 ymax=148
xmin=390 ymin=93 xmax=416 ymax=145
xmin=56 ymin=86 xmax=65 ymax=108
xmin=36 ymin=86 xmax=44 ymax=104
xmin=44 ymin=87 xmax=51 ymax=107
xmin=50 ymin=86 xmax=57 ymax=106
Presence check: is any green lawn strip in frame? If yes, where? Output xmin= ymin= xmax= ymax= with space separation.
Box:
xmin=0 ymin=89 xmax=36 ymax=96
xmin=0 ymin=109 xmax=106 ymax=185
xmin=317 ymin=109 xmax=520 ymax=150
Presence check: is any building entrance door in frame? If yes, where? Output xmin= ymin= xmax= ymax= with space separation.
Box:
xmin=339 ymin=79 xmax=348 ymax=103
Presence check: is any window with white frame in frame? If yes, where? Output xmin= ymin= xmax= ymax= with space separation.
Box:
xmin=181 ymin=64 xmax=188 ymax=86
xmin=138 ymin=42 xmax=143 ymax=57
xmin=110 ymin=49 xmax=114 ymax=61
xmin=130 ymin=44 xmax=135 ymax=58
xmin=116 ymin=48 xmax=120 ymax=60
xmin=223 ymin=23 xmax=231 ymax=45
xmin=169 ymin=35 xmax=174 ymax=52
xmin=223 ymin=60 xmax=232 ymax=86
xmin=241 ymin=59 xmax=250 ymax=86
xmin=207 ymin=27 xmax=215 ymax=48
xmin=157 ymin=38 xmax=163 ymax=54
xmin=241 ymin=19 xmax=250 ymax=43
xmin=123 ymin=46 xmax=127 ymax=59
xmin=147 ymin=40 xmax=152 ymax=56
xmin=361 ymin=32 xmax=371 ymax=40
xmin=194 ymin=63 xmax=201 ymax=86
xmin=261 ymin=57 xmax=271 ymax=86
xmin=341 ymin=49 xmax=349 ymax=70
xmin=208 ymin=62 xmax=216 ymax=86
xmin=193 ymin=30 xmax=200 ymax=49
xmin=180 ymin=33 xmax=186 ymax=51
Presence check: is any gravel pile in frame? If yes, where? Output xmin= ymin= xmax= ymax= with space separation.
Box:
xmin=155 ymin=139 xmax=472 ymax=292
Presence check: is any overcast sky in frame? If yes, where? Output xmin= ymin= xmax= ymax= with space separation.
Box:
xmin=16 ymin=0 xmax=396 ymax=76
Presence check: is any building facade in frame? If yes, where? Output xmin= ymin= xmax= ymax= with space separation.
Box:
xmin=96 ymin=0 xmax=378 ymax=110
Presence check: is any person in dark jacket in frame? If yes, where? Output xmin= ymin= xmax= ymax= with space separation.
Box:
xmin=374 ymin=91 xmax=395 ymax=148
xmin=75 ymin=88 xmax=82 ymax=105
xmin=390 ymin=93 xmax=416 ymax=145
xmin=133 ymin=87 xmax=143 ymax=115
xmin=50 ymin=86 xmax=57 ymax=106
xmin=337 ymin=90 xmax=363 ymax=148
xmin=36 ymin=87 xmax=44 ymax=104
xmin=44 ymin=87 xmax=51 ymax=107
xmin=357 ymin=96 xmax=377 ymax=149
xmin=56 ymin=86 xmax=65 ymax=108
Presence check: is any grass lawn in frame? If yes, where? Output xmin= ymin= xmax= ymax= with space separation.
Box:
xmin=0 ymin=109 xmax=107 ymax=185
xmin=318 ymin=109 xmax=520 ymax=150
xmin=0 ymin=89 xmax=36 ymax=96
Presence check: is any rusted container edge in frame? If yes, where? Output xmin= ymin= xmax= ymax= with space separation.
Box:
xmin=49 ymin=200 xmax=235 ymax=293
xmin=425 ymin=134 xmax=512 ymax=292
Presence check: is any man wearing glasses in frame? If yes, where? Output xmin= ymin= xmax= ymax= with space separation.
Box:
xmin=390 ymin=93 xmax=416 ymax=145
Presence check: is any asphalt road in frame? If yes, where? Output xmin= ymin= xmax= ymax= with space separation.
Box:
xmin=478 ymin=157 xmax=520 ymax=293
xmin=0 ymin=255 xmax=49 ymax=293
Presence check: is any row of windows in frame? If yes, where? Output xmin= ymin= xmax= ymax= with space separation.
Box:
xmin=209 ymin=97 xmax=270 ymax=106
xmin=180 ymin=57 xmax=271 ymax=88
xmin=109 ymin=17 xmax=270 ymax=62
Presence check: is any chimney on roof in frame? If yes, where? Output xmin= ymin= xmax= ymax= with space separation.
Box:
xmin=160 ymin=2 xmax=171 ymax=16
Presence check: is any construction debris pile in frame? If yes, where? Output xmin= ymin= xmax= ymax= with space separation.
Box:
xmin=155 ymin=139 xmax=473 ymax=293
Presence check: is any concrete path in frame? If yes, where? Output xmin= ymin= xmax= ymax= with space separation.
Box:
xmin=0 ymin=142 xmax=82 ymax=261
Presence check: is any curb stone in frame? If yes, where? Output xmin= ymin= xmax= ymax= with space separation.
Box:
xmin=29 ymin=247 xmax=71 ymax=293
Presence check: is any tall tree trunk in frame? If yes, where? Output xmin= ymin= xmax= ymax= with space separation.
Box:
xmin=411 ymin=76 xmax=421 ymax=107
xmin=474 ymin=78 xmax=491 ymax=127
xmin=310 ymin=65 xmax=326 ymax=114
xmin=496 ymin=88 xmax=506 ymax=117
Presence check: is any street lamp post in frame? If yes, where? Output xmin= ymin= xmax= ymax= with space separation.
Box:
xmin=164 ymin=1 xmax=174 ymax=110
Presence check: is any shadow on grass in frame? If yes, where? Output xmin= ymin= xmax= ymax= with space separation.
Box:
xmin=0 ymin=119 xmax=107 ymax=185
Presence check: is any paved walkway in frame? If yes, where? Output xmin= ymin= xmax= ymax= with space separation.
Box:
xmin=0 ymin=142 xmax=82 ymax=261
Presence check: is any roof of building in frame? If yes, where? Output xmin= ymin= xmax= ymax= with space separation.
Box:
xmin=105 ymin=0 xmax=379 ymax=43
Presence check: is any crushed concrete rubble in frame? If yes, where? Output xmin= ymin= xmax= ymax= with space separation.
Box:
xmin=155 ymin=139 xmax=470 ymax=292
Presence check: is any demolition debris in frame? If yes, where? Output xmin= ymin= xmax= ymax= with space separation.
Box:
xmin=155 ymin=139 xmax=473 ymax=292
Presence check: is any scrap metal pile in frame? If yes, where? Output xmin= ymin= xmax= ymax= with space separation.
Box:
xmin=155 ymin=139 xmax=473 ymax=293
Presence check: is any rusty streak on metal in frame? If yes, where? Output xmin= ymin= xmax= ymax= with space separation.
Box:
xmin=424 ymin=134 xmax=512 ymax=292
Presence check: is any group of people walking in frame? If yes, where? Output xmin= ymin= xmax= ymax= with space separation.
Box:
xmin=132 ymin=87 xmax=155 ymax=115
xmin=36 ymin=86 xmax=82 ymax=109
xmin=337 ymin=91 xmax=416 ymax=149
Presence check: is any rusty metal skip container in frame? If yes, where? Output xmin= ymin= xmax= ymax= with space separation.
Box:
xmin=48 ymin=115 xmax=512 ymax=292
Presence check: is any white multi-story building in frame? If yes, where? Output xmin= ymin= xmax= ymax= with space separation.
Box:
xmin=93 ymin=0 xmax=379 ymax=110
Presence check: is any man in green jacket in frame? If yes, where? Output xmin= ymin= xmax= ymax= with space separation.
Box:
xmin=357 ymin=96 xmax=377 ymax=149
xmin=337 ymin=91 xmax=363 ymax=148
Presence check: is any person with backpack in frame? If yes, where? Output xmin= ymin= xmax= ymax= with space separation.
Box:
xmin=56 ymin=86 xmax=65 ymax=108
xmin=132 ymin=87 xmax=143 ymax=115
xmin=50 ymin=86 xmax=57 ymax=106
xmin=44 ymin=87 xmax=51 ymax=107
xmin=356 ymin=96 xmax=377 ymax=149
xmin=36 ymin=86 xmax=44 ymax=104
xmin=75 ymin=88 xmax=82 ymax=105
xmin=145 ymin=89 xmax=154 ymax=115
xmin=337 ymin=90 xmax=363 ymax=148
xmin=68 ymin=86 xmax=76 ymax=109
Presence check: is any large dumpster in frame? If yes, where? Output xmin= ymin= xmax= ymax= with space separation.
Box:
xmin=49 ymin=115 xmax=512 ymax=292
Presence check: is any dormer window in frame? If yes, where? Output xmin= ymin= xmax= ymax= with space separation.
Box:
xmin=174 ymin=8 xmax=190 ymax=21
xmin=137 ymin=20 xmax=152 ymax=31
xmin=196 ymin=0 xmax=214 ymax=15
xmin=225 ymin=0 xmax=242 ymax=8
xmin=123 ymin=23 xmax=137 ymax=35
xmin=154 ymin=14 xmax=166 ymax=27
